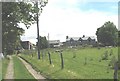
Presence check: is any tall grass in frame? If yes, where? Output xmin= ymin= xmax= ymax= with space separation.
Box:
xmin=21 ymin=47 xmax=118 ymax=79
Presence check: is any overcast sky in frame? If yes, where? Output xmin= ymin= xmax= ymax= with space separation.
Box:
xmin=21 ymin=0 xmax=118 ymax=44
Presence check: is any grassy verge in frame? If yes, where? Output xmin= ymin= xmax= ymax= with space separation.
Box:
xmin=20 ymin=47 xmax=118 ymax=79
xmin=13 ymin=56 xmax=36 ymax=80
xmin=0 ymin=59 xmax=2 ymax=80
xmin=2 ymin=57 xmax=10 ymax=79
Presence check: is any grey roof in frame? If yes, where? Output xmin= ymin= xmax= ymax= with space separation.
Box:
xmin=82 ymin=36 xmax=95 ymax=40
xmin=66 ymin=36 xmax=96 ymax=41
xmin=66 ymin=37 xmax=80 ymax=41
xmin=49 ymin=40 xmax=60 ymax=44
xmin=21 ymin=41 xmax=34 ymax=45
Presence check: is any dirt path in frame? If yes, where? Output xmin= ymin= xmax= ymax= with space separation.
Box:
xmin=18 ymin=57 xmax=45 ymax=79
xmin=5 ymin=56 xmax=14 ymax=79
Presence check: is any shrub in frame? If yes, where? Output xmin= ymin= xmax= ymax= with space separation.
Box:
xmin=108 ymin=56 xmax=117 ymax=69
xmin=90 ymin=58 xmax=93 ymax=61
xmin=98 ymin=47 xmax=101 ymax=50
xmin=98 ymin=58 xmax=101 ymax=62
xmin=109 ymin=49 xmax=113 ymax=56
xmin=101 ymin=51 xmax=108 ymax=60
xmin=72 ymin=51 xmax=76 ymax=58
xmin=21 ymin=50 xmax=37 ymax=55
xmin=6 ymin=56 xmax=10 ymax=60
xmin=84 ymin=57 xmax=87 ymax=65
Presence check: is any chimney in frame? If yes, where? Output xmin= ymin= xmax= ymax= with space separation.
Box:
xmin=66 ymin=36 xmax=68 ymax=39
xmin=82 ymin=35 xmax=85 ymax=38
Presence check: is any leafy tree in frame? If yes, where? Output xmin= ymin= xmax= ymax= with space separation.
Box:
xmin=2 ymin=1 xmax=48 ymax=55
xmin=118 ymin=31 xmax=120 ymax=70
xmin=36 ymin=36 xmax=48 ymax=49
xmin=118 ymin=31 xmax=120 ymax=46
xmin=96 ymin=21 xmax=118 ymax=46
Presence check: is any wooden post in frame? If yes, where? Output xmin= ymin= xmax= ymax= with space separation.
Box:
xmin=42 ymin=51 xmax=44 ymax=60
xmin=36 ymin=2 xmax=40 ymax=60
xmin=73 ymin=51 xmax=76 ymax=58
xmin=60 ymin=52 xmax=64 ymax=69
xmin=84 ymin=57 xmax=87 ymax=65
xmin=31 ymin=53 xmax=33 ymax=57
xmin=48 ymin=52 xmax=52 ymax=64
xmin=31 ymin=50 xmax=33 ymax=57
xmin=114 ymin=61 xmax=118 ymax=81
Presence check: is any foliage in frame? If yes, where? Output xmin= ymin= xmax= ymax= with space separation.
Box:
xmin=84 ymin=57 xmax=87 ymax=65
xmin=101 ymin=51 xmax=108 ymax=60
xmin=2 ymin=1 xmax=48 ymax=55
xmin=109 ymin=49 xmax=113 ymax=56
xmin=36 ymin=36 xmax=48 ymax=49
xmin=118 ymin=31 xmax=120 ymax=46
xmin=21 ymin=49 xmax=37 ymax=56
xmin=96 ymin=21 xmax=118 ymax=46
xmin=108 ymin=56 xmax=117 ymax=69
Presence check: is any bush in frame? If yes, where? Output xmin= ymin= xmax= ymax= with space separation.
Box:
xmin=21 ymin=50 xmax=37 ymax=55
xmin=84 ymin=57 xmax=87 ymax=65
xmin=5 ymin=55 xmax=10 ymax=60
xmin=101 ymin=51 xmax=108 ymax=60
xmin=98 ymin=58 xmax=101 ymax=62
xmin=108 ymin=56 xmax=117 ymax=69
xmin=109 ymin=49 xmax=113 ymax=56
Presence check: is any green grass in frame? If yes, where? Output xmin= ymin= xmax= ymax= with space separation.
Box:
xmin=13 ymin=56 xmax=36 ymax=79
xmin=20 ymin=47 xmax=118 ymax=79
xmin=2 ymin=57 xmax=10 ymax=79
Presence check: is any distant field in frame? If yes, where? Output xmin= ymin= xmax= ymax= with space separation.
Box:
xmin=20 ymin=47 xmax=118 ymax=79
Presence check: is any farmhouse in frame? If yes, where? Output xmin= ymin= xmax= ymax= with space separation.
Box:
xmin=21 ymin=41 xmax=34 ymax=50
xmin=65 ymin=35 xmax=96 ymax=46
xmin=49 ymin=40 xmax=63 ymax=48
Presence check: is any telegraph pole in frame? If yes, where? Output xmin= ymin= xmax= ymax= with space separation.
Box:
xmin=36 ymin=2 xmax=40 ymax=59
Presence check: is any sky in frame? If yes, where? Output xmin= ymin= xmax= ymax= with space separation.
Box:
xmin=21 ymin=0 xmax=119 ymax=44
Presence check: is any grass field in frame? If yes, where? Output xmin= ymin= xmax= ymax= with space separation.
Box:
xmin=20 ymin=47 xmax=118 ymax=79
xmin=13 ymin=56 xmax=36 ymax=79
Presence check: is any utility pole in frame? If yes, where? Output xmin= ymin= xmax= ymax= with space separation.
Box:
xmin=36 ymin=2 xmax=40 ymax=59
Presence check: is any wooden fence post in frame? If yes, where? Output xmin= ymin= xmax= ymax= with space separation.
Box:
xmin=42 ymin=51 xmax=44 ymax=60
xmin=48 ymin=52 xmax=52 ymax=64
xmin=31 ymin=50 xmax=33 ymax=57
xmin=114 ymin=61 xmax=118 ymax=81
xmin=60 ymin=52 xmax=64 ymax=69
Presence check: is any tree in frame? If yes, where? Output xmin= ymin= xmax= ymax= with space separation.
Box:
xmin=2 ymin=1 xmax=48 ymax=55
xmin=36 ymin=36 xmax=48 ymax=49
xmin=96 ymin=21 xmax=118 ymax=46
xmin=118 ymin=31 xmax=120 ymax=46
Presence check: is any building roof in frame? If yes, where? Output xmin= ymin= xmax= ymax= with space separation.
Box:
xmin=66 ymin=36 xmax=96 ymax=41
xmin=21 ymin=41 xmax=34 ymax=45
xmin=66 ymin=37 xmax=80 ymax=41
xmin=82 ymin=36 xmax=95 ymax=40
xmin=49 ymin=40 xmax=60 ymax=44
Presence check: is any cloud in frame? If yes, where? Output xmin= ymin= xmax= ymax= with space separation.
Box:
xmin=21 ymin=0 xmax=118 ymax=44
